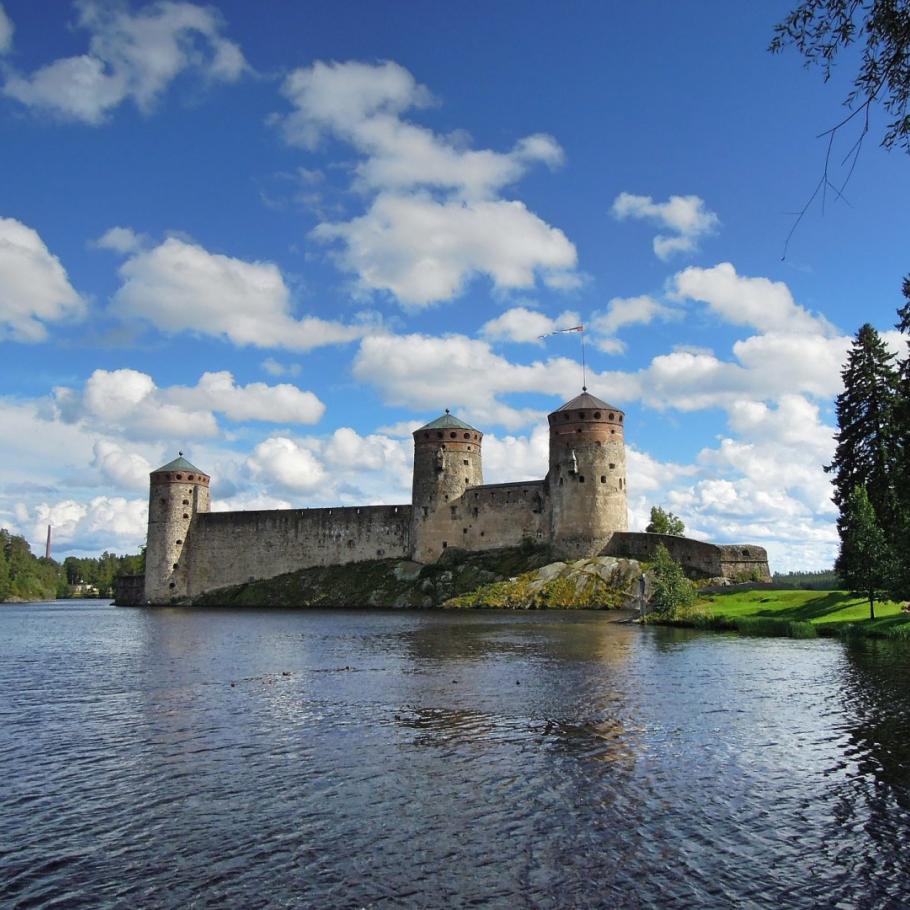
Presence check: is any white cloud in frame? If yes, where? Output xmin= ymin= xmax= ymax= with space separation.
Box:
xmin=611 ymin=192 xmax=719 ymax=260
xmin=0 ymin=3 xmax=14 ymax=54
xmin=92 ymin=440 xmax=152 ymax=491
xmin=54 ymin=367 xmax=325 ymax=441
xmin=247 ymin=436 xmax=328 ymax=494
xmin=353 ymin=331 xmax=638 ymax=430
xmin=590 ymin=295 xmax=676 ymax=353
xmin=261 ymin=358 xmax=301 ymax=378
xmin=481 ymin=307 xmax=581 ymax=344
xmin=0 ymin=216 xmax=85 ymax=341
xmin=93 ymin=225 xmax=147 ymax=254
xmin=3 ymin=1 xmax=246 ymax=123
xmin=276 ymin=59 xmax=578 ymax=306
xmin=672 ymin=262 xmax=836 ymax=336
xmin=313 ymin=193 xmax=577 ymax=308
xmin=112 ymin=236 xmax=368 ymax=350
xmin=20 ymin=496 xmax=148 ymax=555
xmin=168 ymin=371 xmax=325 ymax=424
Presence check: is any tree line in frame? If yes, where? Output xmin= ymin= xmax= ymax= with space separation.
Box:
xmin=829 ymin=277 xmax=910 ymax=617
xmin=0 ymin=528 xmax=144 ymax=602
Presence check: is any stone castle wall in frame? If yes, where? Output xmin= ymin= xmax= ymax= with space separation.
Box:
xmin=603 ymin=532 xmax=771 ymax=581
xmin=184 ymin=504 xmax=411 ymax=597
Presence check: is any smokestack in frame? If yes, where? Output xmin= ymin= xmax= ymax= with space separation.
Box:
xmin=45 ymin=524 xmax=52 ymax=560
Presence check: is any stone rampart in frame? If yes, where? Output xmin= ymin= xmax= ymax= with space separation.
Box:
xmin=184 ymin=504 xmax=411 ymax=598
xmin=603 ymin=532 xmax=770 ymax=581
xmin=456 ymin=481 xmax=548 ymax=551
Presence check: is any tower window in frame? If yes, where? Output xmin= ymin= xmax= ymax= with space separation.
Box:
xmin=576 ymin=428 xmax=582 ymax=433
xmin=183 ymin=513 xmax=189 ymax=520
xmin=465 ymin=477 xmax=469 ymax=484
xmin=463 ymin=459 xmax=469 ymax=466
xmin=463 ymin=433 xmax=470 ymax=439
xmin=451 ymin=506 xmax=457 ymax=518
xmin=619 ymin=415 xmax=623 ymax=422
xmin=450 ymin=432 xmax=456 ymax=439
xmin=463 ymin=528 xmax=467 ymax=534
xmin=480 ymin=531 xmax=485 ymax=537
xmin=160 ymin=498 xmax=166 ymax=504
xmin=175 ymin=539 xmax=182 ymax=545
xmin=182 ymin=499 xmax=189 ymax=505
xmin=601 ymin=476 xmax=606 ymax=483
xmin=437 ymin=432 xmax=443 ymax=439
xmin=176 ymin=474 xmax=183 ymax=479
xmin=442 ymin=541 xmax=447 ymax=548
xmin=578 ymin=476 xmax=585 ymax=483
xmin=611 ymin=429 xmax=615 ymax=434
xmin=609 ymin=463 xmax=615 ymax=469
xmin=594 ymin=411 xmax=601 ymax=419
xmin=580 ymin=412 xmax=586 ymax=419
xmin=608 ymin=413 xmax=614 ymax=421
xmin=173 ymin=563 xmax=179 ymax=570
xmin=169 ymin=582 xmax=176 ymax=589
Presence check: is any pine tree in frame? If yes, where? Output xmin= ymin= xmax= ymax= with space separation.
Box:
xmin=837 ymin=485 xmax=895 ymax=621
xmin=890 ymin=277 xmax=910 ymax=598
xmin=826 ymin=324 xmax=899 ymax=538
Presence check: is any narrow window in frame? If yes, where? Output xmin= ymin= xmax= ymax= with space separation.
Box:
xmin=463 ymin=527 xmax=468 ymax=534
xmin=463 ymin=459 xmax=469 ymax=466
xmin=169 ymin=582 xmax=176 ymax=589
xmin=609 ymin=463 xmax=616 ymax=469
xmin=601 ymin=476 xmax=606 ymax=483
xmin=480 ymin=531 xmax=485 ymax=537
xmin=451 ymin=506 xmax=457 ymax=518
xmin=579 ymin=476 xmax=585 ymax=483
xmin=594 ymin=411 xmax=601 ymax=419
xmin=172 ymin=563 xmax=179 ymax=570
xmin=182 ymin=499 xmax=189 ymax=506
xmin=175 ymin=539 xmax=182 ymax=545
xmin=450 ymin=432 xmax=456 ymax=439
xmin=442 ymin=541 xmax=448 ymax=548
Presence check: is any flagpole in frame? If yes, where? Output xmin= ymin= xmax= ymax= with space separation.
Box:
xmin=581 ymin=330 xmax=587 ymax=392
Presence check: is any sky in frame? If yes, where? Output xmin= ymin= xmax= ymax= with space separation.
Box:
xmin=1 ymin=0 xmax=908 ymax=571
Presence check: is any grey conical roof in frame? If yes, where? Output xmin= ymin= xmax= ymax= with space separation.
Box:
xmin=151 ymin=455 xmax=206 ymax=475
xmin=553 ymin=392 xmax=622 ymax=413
xmin=417 ymin=412 xmax=480 ymax=432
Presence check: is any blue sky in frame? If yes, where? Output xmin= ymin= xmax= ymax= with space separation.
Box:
xmin=1 ymin=0 xmax=908 ymax=570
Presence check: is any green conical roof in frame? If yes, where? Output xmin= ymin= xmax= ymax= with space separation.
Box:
xmin=152 ymin=455 xmax=206 ymax=475
xmin=417 ymin=411 xmax=479 ymax=432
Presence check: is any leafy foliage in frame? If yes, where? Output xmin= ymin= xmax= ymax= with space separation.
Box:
xmin=771 ymin=1 xmax=910 ymax=152
xmin=649 ymin=543 xmax=696 ymax=617
xmin=837 ymin=484 xmax=896 ymax=619
xmin=0 ymin=529 xmax=64 ymax=601
xmin=645 ymin=505 xmax=686 ymax=536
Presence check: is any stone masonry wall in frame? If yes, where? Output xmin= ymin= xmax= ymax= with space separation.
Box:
xmin=185 ymin=504 xmax=411 ymax=598
xmin=603 ymin=531 xmax=770 ymax=581
xmin=452 ymin=481 xmax=548 ymax=552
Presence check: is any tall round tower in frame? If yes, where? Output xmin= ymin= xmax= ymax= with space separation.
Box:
xmin=547 ymin=391 xmax=627 ymax=557
xmin=144 ymin=454 xmax=210 ymax=604
xmin=410 ymin=411 xmax=483 ymax=563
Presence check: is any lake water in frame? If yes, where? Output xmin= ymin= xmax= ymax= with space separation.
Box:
xmin=2 ymin=601 xmax=909 ymax=908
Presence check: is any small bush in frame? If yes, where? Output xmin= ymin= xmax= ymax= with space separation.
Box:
xmin=649 ymin=544 xmax=696 ymax=618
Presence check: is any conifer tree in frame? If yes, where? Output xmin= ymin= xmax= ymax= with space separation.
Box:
xmin=826 ymin=324 xmax=899 ymax=538
xmin=836 ymin=485 xmax=895 ymax=621
xmin=890 ymin=277 xmax=910 ymax=597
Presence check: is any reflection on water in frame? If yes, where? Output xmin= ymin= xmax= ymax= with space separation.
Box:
xmin=2 ymin=601 xmax=910 ymax=908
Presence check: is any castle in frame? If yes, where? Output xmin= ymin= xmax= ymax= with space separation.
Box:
xmin=141 ymin=391 xmax=770 ymax=604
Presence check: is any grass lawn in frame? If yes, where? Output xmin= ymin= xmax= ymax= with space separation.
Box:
xmin=679 ymin=588 xmax=910 ymax=639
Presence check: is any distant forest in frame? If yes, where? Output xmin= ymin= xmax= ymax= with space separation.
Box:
xmin=771 ymin=569 xmax=840 ymax=590
xmin=0 ymin=528 xmax=143 ymax=602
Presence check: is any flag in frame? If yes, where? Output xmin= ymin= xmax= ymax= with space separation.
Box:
xmin=538 ymin=325 xmax=584 ymax=339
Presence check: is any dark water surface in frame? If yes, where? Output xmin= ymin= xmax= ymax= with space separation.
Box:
xmin=2 ymin=601 xmax=910 ymax=909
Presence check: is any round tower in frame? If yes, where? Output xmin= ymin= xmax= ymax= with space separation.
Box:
xmin=547 ymin=391 xmax=627 ymax=557
xmin=144 ymin=454 xmax=210 ymax=604
xmin=410 ymin=411 xmax=483 ymax=563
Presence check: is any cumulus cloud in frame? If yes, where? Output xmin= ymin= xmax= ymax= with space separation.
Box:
xmin=112 ymin=236 xmax=368 ymax=350
xmin=0 ymin=215 xmax=85 ymax=341
xmin=276 ymin=59 xmax=578 ymax=306
xmin=92 ymin=439 xmax=152 ymax=491
xmin=54 ymin=367 xmax=326 ymax=441
xmin=611 ymin=192 xmax=719 ymax=260
xmin=481 ymin=307 xmax=581 ymax=345
xmin=313 ymin=193 xmax=577 ymax=308
xmin=353 ymin=331 xmax=639 ymax=430
xmin=0 ymin=3 xmax=13 ymax=54
xmin=93 ymin=225 xmax=147 ymax=254
xmin=672 ymin=262 xmax=836 ymax=336
xmin=590 ymin=295 xmax=676 ymax=353
xmin=3 ymin=1 xmax=246 ymax=123
xmin=247 ymin=436 xmax=328 ymax=494
xmin=19 ymin=496 xmax=148 ymax=555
